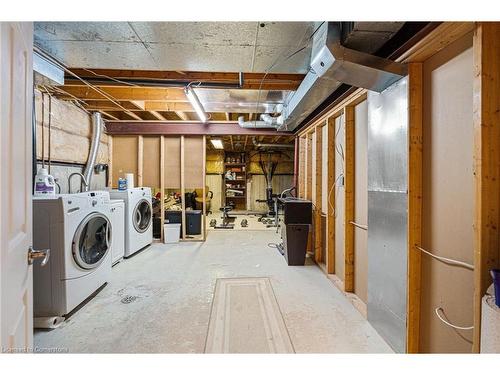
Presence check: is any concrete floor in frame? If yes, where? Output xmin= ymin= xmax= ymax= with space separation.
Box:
xmin=206 ymin=212 xmax=277 ymax=231
xmin=34 ymin=230 xmax=393 ymax=353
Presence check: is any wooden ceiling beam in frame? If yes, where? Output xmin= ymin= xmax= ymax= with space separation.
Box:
xmin=149 ymin=111 xmax=166 ymax=121
xmin=82 ymin=100 xmax=144 ymax=111
xmin=55 ymin=85 xmax=187 ymax=102
xmin=175 ymin=111 xmax=189 ymax=121
xmin=105 ymin=121 xmax=293 ymax=136
xmin=65 ymin=68 xmax=304 ymax=90
xmin=144 ymin=102 xmax=194 ymax=112
xmin=100 ymin=111 xmax=120 ymax=120
xmin=125 ymin=111 xmax=143 ymax=121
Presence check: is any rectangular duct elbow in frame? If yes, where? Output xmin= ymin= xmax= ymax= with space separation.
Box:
xmin=282 ymin=22 xmax=407 ymax=131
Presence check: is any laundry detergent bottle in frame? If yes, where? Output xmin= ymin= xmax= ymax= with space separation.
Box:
xmin=34 ymin=168 xmax=56 ymax=196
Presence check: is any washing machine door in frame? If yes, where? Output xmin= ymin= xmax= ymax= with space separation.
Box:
xmin=133 ymin=198 xmax=152 ymax=233
xmin=72 ymin=212 xmax=111 ymax=270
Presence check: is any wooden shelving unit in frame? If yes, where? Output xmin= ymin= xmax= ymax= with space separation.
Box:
xmin=223 ymin=153 xmax=247 ymax=211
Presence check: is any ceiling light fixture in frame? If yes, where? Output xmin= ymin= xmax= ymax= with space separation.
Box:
xmin=210 ymin=139 xmax=224 ymax=149
xmin=184 ymin=86 xmax=208 ymax=123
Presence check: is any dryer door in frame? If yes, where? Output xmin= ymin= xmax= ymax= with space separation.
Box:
xmin=133 ymin=199 xmax=152 ymax=233
xmin=72 ymin=212 xmax=111 ymax=270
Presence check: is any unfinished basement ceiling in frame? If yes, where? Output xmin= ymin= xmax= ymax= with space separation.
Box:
xmin=34 ymin=22 xmax=318 ymax=73
xmin=35 ymin=21 xmax=407 ymax=124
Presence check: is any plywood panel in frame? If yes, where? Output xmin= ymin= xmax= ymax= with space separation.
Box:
xmin=164 ymin=137 xmax=181 ymax=189
xmin=112 ymin=135 xmax=138 ymax=187
xmin=249 ymin=175 xmax=293 ymax=211
xmin=206 ymin=174 xmax=223 ymax=212
xmin=143 ymin=136 xmax=161 ymax=188
xmin=354 ymin=100 xmax=368 ymax=303
xmin=334 ymin=114 xmax=345 ymax=280
xmin=421 ymin=33 xmax=474 ymax=353
xmin=184 ymin=136 xmax=204 ymax=189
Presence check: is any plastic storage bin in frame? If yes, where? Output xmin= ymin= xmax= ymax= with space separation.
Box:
xmin=164 ymin=223 xmax=181 ymax=244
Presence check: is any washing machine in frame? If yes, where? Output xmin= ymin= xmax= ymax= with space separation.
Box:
xmin=33 ymin=191 xmax=112 ymax=318
xmin=109 ymin=187 xmax=153 ymax=257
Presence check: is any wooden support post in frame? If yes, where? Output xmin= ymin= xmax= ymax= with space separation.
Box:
xmin=202 ymin=135 xmax=207 ymax=241
xmin=137 ymin=135 xmax=143 ymax=187
xmin=306 ymin=133 xmax=313 ymax=252
xmin=298 ymin=136 xmax=306 ymax=199
xmin=108 ymin=136 xmax=113 ymax=187
xmin=406 ymin=62 xmax=423 ymax=354
xmin=472 ymin=22 xmax=500 ymax=353
xmin=314 ymin=125 xmax=323 ymax=263
xmin=160 ymin=136 xmax=165 ymax=242
xmin=327 ymin=116 xmax=336 ymax=274
xmin=180 ymin=136 xmax=186 ymax=240
xmin=344 ymin=106 xmax=355 ymax=292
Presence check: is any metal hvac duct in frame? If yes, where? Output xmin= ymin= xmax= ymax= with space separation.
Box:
xmin=82 ymin=112 xmax=103 ymax=191
xmin=252 ymin=138 xmax=295 ymax=149
xmin=281 ymin=22 xmax=407 ymax=131
xmin=237 ymin=114 xmax=283 ymax=129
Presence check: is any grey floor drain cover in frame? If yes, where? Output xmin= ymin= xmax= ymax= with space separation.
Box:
xmin=121 ymin=295 xmax=138 ymax=304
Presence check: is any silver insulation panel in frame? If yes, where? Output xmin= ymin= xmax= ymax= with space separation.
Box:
xmin=367 ymin=76 xmax=408 ymax=353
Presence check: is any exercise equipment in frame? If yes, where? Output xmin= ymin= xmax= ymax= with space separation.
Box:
xmin=214 ymin=206 xmax=235 ymax=229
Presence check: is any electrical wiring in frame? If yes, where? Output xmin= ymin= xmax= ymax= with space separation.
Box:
xmin=33 ymin=47 xmax=133 ymax=115
xmin=416 ymin=245 xmax=474 ymax=270
xmin=435 ymin=307 xmax=473 ymax=330
xmin=80 ymin=68 xmax=141 ymax=87
xmin=253 ymin=22 xmax=326 ymax=128
xmin=46 ymin=86 xmax=92 ymax=115
xmin=327 ymin=115 xmax=346 ymax=218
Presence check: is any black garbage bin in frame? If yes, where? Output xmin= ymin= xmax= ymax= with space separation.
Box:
xmin=278 ymin=197 xmax=313 ymax=266
xmin=281 ymin=224 xmax=309 ymax=265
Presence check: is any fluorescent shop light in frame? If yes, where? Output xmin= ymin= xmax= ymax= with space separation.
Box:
xmin=184 ymin=86 xmax=208 ymax=123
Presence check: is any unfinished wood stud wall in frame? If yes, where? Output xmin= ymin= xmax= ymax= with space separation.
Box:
xmin=110 ymin=134 xmax=206 ymax=242
xmin=295 ymin=22 xmax=498 ymax=354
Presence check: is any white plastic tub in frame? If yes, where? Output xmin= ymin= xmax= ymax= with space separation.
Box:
xmin=163 ymin=223 xmax=181 ymax=244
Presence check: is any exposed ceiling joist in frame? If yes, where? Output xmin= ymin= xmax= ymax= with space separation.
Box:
xmin=55 ymin=85 xmax=187 ymax=101
xmin=175 ymin=111 xmax=189 ymax=121
xmin=65 ymin=69 xmax=304 ymax=91
xmin=105 ymin=121 xmax=292 ymax=136
xmin=149 ymin=111 xmax=166 ymax=120
xmin=144 ymin=102 xmax=193 ymax=112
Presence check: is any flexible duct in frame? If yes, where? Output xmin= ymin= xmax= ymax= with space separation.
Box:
xmin=252 ymin=138 xmax=295 ymax=149
xmin=237 ymin=114 xmax=283 ymax=129
xmin=83 ymin=112 xmax=103 ymax=191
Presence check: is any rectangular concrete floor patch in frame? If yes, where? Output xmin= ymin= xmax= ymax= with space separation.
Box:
xmin=205 ymin=277 xmax=294 ymax=353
